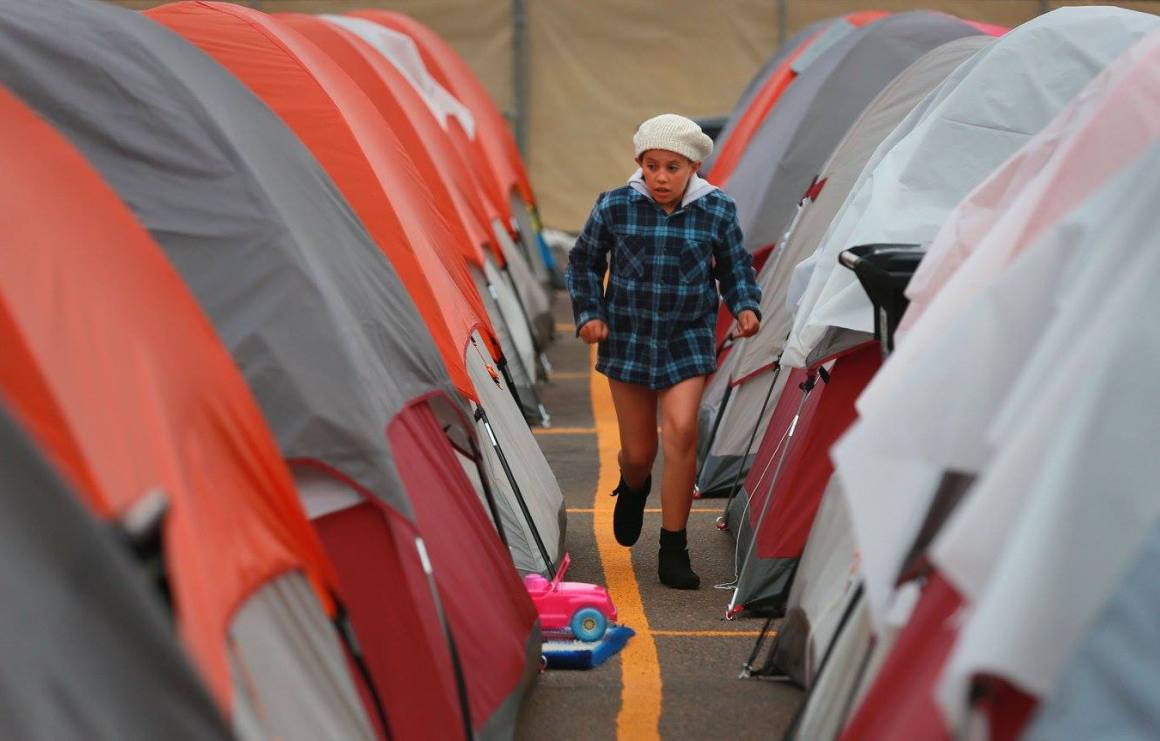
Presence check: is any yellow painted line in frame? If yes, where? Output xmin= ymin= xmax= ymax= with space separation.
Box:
xmin=567 ymin=508 xmax=721 ymax=514
xmin=532 ymin=426 xmax=596 ymax=436
xmin=591 ymin=344 xmax=661 ymax=740
xmin=651 ymin=630 xmax=771 ymax=638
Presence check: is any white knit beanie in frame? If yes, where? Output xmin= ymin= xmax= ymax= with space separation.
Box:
xmin=633 ymin=113 xmax=713 ymax=163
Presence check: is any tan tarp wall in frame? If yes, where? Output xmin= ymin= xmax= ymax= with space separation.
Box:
xmin=111 ymin=1 xmax=1160 ymax=231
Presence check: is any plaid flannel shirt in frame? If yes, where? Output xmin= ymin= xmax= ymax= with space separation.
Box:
xmin=567 ymin=185 xmax=762 ymax=389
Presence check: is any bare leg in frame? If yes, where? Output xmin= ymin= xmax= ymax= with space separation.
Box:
xmin=608 ymin=378 xmax=658 ymax=489
xmin=657 ymin=375 xmax=706 ymax=532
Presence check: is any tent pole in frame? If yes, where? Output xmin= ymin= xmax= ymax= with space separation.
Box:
xmin=468 ymin=433 xmax=511 ymax=550
xmin=414 ymin=537 xmax=475 ymax=741
xmin=498 ymin=356 xmax=530 ymax=417
xmin=500 ymin=266 xmax=554 ymax=423
xmin=777 ymin=0 xmax=787 ymax=46
xmin=512 ymin=0 xmax=529 ymax=158
xmin=727 ymin=370 xmax=814 ymax=619
xmin=781 ymin=584 xmax=864 ymax=738
xmin=332 ymin=598 xmax=395 ymax=740
xmin=475 ymin=406 xmax=556 ymax=578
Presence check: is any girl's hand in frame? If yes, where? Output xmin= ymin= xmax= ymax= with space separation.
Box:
xmin=579 ymin=319 xmax=609 ymax=344
xmin=735 ymin=310 xmax=760 ymax=338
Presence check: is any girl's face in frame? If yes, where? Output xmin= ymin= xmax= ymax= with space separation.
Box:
xmin=636 ymin=149 xmax=700 ymax=210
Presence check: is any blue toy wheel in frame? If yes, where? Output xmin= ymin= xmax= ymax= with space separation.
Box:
xmin=570 ymin=607 xmax=608 ymax=643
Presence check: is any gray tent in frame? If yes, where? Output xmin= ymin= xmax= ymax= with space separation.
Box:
xmin=0 ymin=406 xmax=230 ymax=741
xmin=142 ymin=0 xmax=564 ymax=579
xmin=695 ymin=35 xmax=990 ymax=500
xmin=702 ymin=18 xmax=830 ymax=174
xmin=0 ymin=1 xmax=541 ymax=737
xmin=724 ymin=11 xmax=987 ymax=254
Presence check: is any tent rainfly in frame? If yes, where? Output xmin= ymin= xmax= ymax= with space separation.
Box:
xmin=724 ymin=11 xmax=993 ymax=255
xmin=144 ymin=2 xmax=566 ymax=583
xmin=707 ymin=11 xmax=888 ymax=188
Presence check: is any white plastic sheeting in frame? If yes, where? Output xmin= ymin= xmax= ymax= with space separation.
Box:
xmin=831 ymin=25 xmax=1160 ymax=635
xmin=781 ymin=7 xmax=1159 ymax=369
xmin=929 ymin=148 xmax=1160 ymax=724
xmin=323 ymin=14 xmax=476 ymax=139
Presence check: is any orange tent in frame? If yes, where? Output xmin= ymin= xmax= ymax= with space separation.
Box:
xmin=277 ymin=13 xmax=505 ymax=269
xmin=147 ymin=1 xmax=501 ymax=401
xmin=0 ymin=86 xmax=353 ymax=723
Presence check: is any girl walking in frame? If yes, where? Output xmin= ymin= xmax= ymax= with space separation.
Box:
xmin=567 ymin=114 xmax=762 ymax=589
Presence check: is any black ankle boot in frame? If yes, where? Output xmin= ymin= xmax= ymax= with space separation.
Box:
xmin=612 ymin=474 xmax=651 ymax=546
xmin=658 ymin=528 xmax=700 ymax=590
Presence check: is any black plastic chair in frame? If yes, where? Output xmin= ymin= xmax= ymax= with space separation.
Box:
xmin=838 ymin=243 xmax=924 ymax=355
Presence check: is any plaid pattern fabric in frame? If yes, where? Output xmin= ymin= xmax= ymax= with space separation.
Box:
xmin=567 ymin=186 xmax=762 ymax=389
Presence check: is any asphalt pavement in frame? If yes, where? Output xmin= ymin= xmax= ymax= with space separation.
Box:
xmin=515 ymin=293 xmax=802 ymax=740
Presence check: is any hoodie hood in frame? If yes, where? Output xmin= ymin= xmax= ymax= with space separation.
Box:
xmin=628 ymin=168 xmax=717 ymax=209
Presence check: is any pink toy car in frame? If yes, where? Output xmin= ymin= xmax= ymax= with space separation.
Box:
xmin=524 ymin=554 xmax=617 ymax=642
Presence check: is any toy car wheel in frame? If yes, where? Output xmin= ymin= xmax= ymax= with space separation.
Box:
xmin=570 ymin=607 xmax=607 ymax=643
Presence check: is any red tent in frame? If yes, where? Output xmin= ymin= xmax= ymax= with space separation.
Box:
xmin=839 ymin=572 xmax=1036 ymax=740
xmin=754 ymin=346 xmax=880 ymax=559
